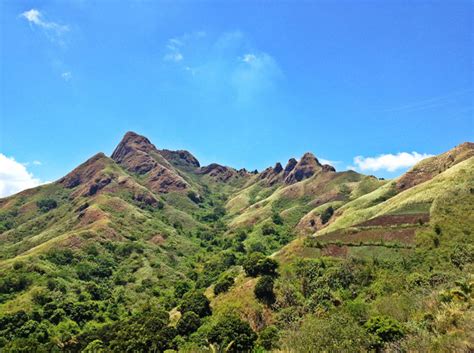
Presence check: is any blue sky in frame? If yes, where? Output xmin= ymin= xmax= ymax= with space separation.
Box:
xmin=0 ymin=0 xmax=473 ymax=196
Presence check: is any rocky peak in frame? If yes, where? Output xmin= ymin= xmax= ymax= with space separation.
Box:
xmin=111 ymin=132 xmax=189 ymax=193
xmin=112 ymin=131 xmax=156 ymax=161
xmin=197 ymin=163 xmax=239 ymax=182
xmin=284 ymin=158 xmax=298 ymax=174
xmin=59 ymin=153 xmax=110 ymax=189
xmin=159 ymin=149 xmax=200 ymax=168
xmin=284 ymin=152 xmax=324 ymax=184
xmin=274 ymin=162 xmax=283 ymax=174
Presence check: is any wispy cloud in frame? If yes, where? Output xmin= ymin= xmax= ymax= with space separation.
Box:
xmin=0 ymin=154 xmax=45 ymax=197
xmin=61 ymin=71 xmax=72 ymax=81
xmin=353 ymin=152 xmax=434 ymax=172
xmin=319 ymin=158 xmax=340 ymax=167
xmin=232 ymin=51 xmax=282 ymax=101
xmin=20 ymin=9 xmax=69 ymax=42
xmin=164 ymin=52 xmax=183 ymax=62
xmin=162 ymin=31 xmax=282 ymax=103
xmin=163 ymin=32 xmax=206 ymax=63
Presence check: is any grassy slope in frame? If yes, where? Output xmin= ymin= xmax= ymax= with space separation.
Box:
xmin=209 ymin=156 xmax=474 ymax=348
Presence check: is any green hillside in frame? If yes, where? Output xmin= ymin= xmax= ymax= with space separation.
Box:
xmin=0 ymin=133 xmax=472 ymax=352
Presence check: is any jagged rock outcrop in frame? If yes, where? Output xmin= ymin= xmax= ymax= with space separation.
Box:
xmin=259 ymin=163 xmax=284 ymax=185
xmin=197 ymin=163 xmax=239 ymax=182
xmin=284 ymin=152 xmax=324 ymax=184
xmin=111 ymin=131 xmax=189 ymax=193
xmin=396 ymin=142 xmax=474 ymax=191
xmin=160 ymin=149 xmax=200 ymax=169
xmin=59 ymin=153 xmax=113 ymax=192
xmin=284 ymin=158 xmax=298 ymax=175
xmin=58 ymin=152 xmax=161 ymax=205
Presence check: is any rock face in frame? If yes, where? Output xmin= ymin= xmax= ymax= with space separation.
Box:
xmin=396 ymin=142 xmax=474 ymax=191
xmin=59 ymin=153 xmax=112 ymax=191
xmin=111 ymin=131 xmax=189 ymax=193
xmin=197 ymin=163 xmax=239 ymax=182
xmin=258 ymin=154 xmax=336 ymax=186
xmin=160 ymin=149 xmax=200 ymax=169
xmin=259 ymin=163 xmax=285 ymax=186
xmin=285 ymin=152 xmax=326 ymax=184
xmin=58 ymin=151 xmax=161 ymax=206
xmin=284 ymin=158 xmax=298 ymax=174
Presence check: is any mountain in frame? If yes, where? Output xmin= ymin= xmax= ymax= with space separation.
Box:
xmin=0 ymin=133 xmax=473 ymax=352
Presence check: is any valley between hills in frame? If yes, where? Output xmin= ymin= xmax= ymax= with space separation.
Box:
xmin=0 ymin=132 xmax=473 ymax=352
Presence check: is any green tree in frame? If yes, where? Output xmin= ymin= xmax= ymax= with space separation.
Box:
xmin=257 ymin=325 xmax=280 ymax=350
xmin=180 ymin=291 xmax=211 ymax=318
xmin=214 ymin=274 xmax=235 ymax=295
xmin=365 ymin=316 xmax=404 ymax=349
xmin=320 ymin=206 xmax=334 ymax=224
xmin=208 ymin=315 xmax=257 ymax=353
xmin=272 ymin=212 xmax=283 ymax=225
xmin=176 ymin=311 xmax=201 ymax=336
xmin=254 ymin=276 xmax=276 ymax=305
xmin=262 ymin=223 xmax=276 ymax=236
xmin=36 ymin=199 xmax=58 ymax=212
xmin=243 ymin=253 xmax=278 ymax=278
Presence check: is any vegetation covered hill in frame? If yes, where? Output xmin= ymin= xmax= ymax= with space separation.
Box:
xmin=0 ymin=133 xmax=472 ymax=352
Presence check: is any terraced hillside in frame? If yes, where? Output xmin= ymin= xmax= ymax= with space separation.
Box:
xmin=0 ymin=134 xmax=472 ymax=352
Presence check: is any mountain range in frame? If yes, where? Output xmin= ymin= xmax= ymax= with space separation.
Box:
xmin=1 ymin=132 xmax=473 ymax=352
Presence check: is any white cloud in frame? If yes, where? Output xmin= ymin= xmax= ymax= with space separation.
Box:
xmin=242 ymin=54 xmax=257 ymax=63
xmin=61 ymin=71 xmax=72 ymax=81
xmin=21 ymin=9 xmax=69 ymax=34
xmin=319 ymin=158 xmax=339 ymax=167
xmin=353 ymin=152 xmax=434 ymax=172
xmin=231 ymin=52 xmax=282 ymax=101
xmin=162 ymin=31 xmax=282 ymax=102
xmin=32 ymin=160 xmax=42 ymax=165
xmin=0 ymin=154 xmax=44 ymax=197
xmin=164 ymin=52 xmax=183 ymax=62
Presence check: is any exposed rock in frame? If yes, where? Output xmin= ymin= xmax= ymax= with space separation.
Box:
xmin=284 ymin=158 xmax=297 ymax=175
xmin=148 ymin=165 xmax=188 ymax=192
xmin=237 ymin=168 xmax=249 ymax=177
xmin=284 ymin=152 xmax=323 ymax=184
xmin=111 ymin=131 xmax=189 ymax=193
xmin=160 ymin=149 xmax=200 ymax=168
xmin=274 ymin=162 xmax=283 ymax=174
xmin=259 ymin=162 xmax=285 ymax=185
xmin=322 ymin=164 xmax=336 ymax=172
xmin=396 ymin=142 xmax=474 ymax=191
xmin=59 ymin=153 xmax=110 ymax=189
xmin=197 ymin=163 xmax=238 ymax=182
xmin=87 ymin=177 xmax=112 ymax=196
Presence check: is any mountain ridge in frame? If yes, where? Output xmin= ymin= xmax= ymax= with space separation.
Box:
xmin=0 ymin=133 xmax=473 ymax=352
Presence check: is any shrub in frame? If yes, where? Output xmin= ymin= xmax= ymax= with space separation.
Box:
xmin=187 ymin=191 xmax=202 ymax=203
xmin=176 ymin=311 xmax=201 ymax=336
xmin=36 ymin=199 xmax=58 ymax=212
xmin=281 ymin=313 xmax=369 ymax=352
xmin=208 ymin=314 xmax=257 ymax=353
xmin=272 ymin=212 xmax=283 ymax=225
xmin=180 ymin=291 xmax=211 ymax=318
xmin=262 ymin=223 xmax=276 ymax=236
xmin=254 ymin=276 xmax=276 ymax=305
xmin=174 ymin=281 xmax=192 ymax=299
xmin=450 ymin=244 xmax=474 ymax=269
xmin=257 ymin=325 xmax=280 ymax=350
xmin=365 ymin=316 xmax=404 ymax=348
xmin=243 ymin=253 xmax=278 ymax=277
xmin=320 ymin=206 xmax=334 ymax=224
xmin=214 ymin=274 xmax=234 ymax=295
